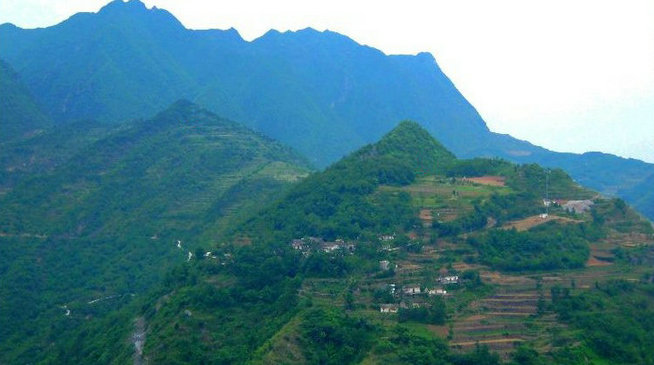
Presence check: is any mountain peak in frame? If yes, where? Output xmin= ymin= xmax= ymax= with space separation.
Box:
xmin=96 ymin=0 xmax=182 ymax=28
xmin=348 ymin=120 xmax=456 ymax=178
xmin=99 ymin=0 xmax=147 ymax=14
xmin=375 ymin=120 xmax=455 ymax=159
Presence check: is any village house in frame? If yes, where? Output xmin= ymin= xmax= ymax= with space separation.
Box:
xmin=403 ymin=286 xmax=421 ymax=295
xmin=290 ymin=237 xmax=355 ymax=254
xmin=439 ymin=276 xmax=459 ymax=285
xmin=562 ymin=200 xmax=594 ymax=214
xmin=378 ymin=234 xmax=396 ymax=241
xmin=381 ymin=244 xmax=400 ymax=252
xmin=380 ymin=304 xmax=399 ymax=313
xmin=379 ymin=260 xmax=390 ymax=271
xmin=291 ymin=239 xmax=305 ymax=250
xmin=427 ymin=288 xmax=447 ymax=296
xmin=321 ymin=242 xmax=340 ymax=252
xmin=320 ymin=239 xmax=355 ymax=253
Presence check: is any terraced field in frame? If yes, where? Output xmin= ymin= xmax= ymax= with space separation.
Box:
xmin=260 ymin=171 xmax=654 ymax=362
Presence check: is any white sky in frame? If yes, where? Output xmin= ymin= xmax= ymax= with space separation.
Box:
xmin=1 ymin=0 xmax=653 ymax=163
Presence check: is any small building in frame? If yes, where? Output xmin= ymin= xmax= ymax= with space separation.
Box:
xmin=321 ymin=243 xmax=340 ymax=252
xmin=379 ymin=260 xmax=390 ymax=271
xmin=291 ymin=239 xmax=305 ymax=250
xmin=320 ymin=240 xmax=355 ymax=253
xmin=427 ymin=288 xmax=447 ymax=296
xmin=389 ymin=283 xmax=396 ymax=295
xmin=439 ymin=276 xmax=459 ymax=285
xmin=381 ymin=244 xmax=400 ymax=252
xmin=403 ymin=286 xmax=421 ymax=295
xmin=562 ymin=200 xmax=594 ymax=214
xmin=379 ymin=234 xmax=396 ymax=242
xmin=380 ymin=304 xmax=399 ymax=313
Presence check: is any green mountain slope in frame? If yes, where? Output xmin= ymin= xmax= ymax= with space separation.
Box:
xmin=0 ymin=118 xmax=112 ymax=194
xmin=88 ymin=121 xmax=653 ymax=365
xmin=0 ymin=59 xmax=51 ymax=141
xmin=0 ymin=101 xmax=311 ymax=364
xmin=618 ymin=173 xmax=654 ymax=220
xmin=241 ymin=120 xmax=456 ymax=242
xmin=1 ymin=0 xmax=652 ymax=220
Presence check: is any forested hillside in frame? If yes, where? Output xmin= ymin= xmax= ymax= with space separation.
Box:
xmin=0 ymin=59 xmax=51 ymax=141
xmin=0 ymin=101 xmax=311 ymax=363
xmin=54 ymin=121 xmax=653 ymax=364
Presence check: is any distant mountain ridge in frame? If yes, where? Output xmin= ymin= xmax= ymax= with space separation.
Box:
xmin=1 ymin=0 xmax=653 ymax=220
xmin=0 ymin=59 xmax=51 ymax=141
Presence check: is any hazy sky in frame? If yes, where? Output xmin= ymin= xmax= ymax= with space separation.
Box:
xmin=1 ymin=0 xmax=653 ymax=163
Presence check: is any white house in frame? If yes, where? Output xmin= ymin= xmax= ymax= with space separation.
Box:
xmin=380 ymin=304 xmax=399 ymax=313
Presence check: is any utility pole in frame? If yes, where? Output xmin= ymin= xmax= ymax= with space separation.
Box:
xmin=545 ymin=169 xmax=550 ymax=216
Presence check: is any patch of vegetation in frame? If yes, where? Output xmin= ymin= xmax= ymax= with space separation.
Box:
xmin=468 ymin=222 xmax=595 ymax=271
xmin=299 ymin=307 xmax=376 ymax=364
xmin=550 ymin=280 xmax=654 ymax=364
xmin=398 ymin=296 xmax=447 ymax=325
xmin=241 ymin=121 xmax=455 ymax=242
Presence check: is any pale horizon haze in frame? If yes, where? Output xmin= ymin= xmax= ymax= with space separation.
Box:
xmin=1 ymin=0 xmax=653 ymax=163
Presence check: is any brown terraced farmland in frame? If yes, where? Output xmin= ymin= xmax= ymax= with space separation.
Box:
xmin=462 ymin=176 xmax=506 ymax=187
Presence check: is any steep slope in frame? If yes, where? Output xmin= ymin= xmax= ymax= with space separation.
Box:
xmin=1 ymin=0 xmax=652 ymax=220
xmin=618 ymin=173 xmax=654 ymax=220
xmin=0 ymin=100 xmax=311 ymax=364
xmin=0 ymin=59 xmax=52 ymax=141
xmin=240 ymin=120 xmax=456 ymax=243
xmin=0 ymin=118 xmax=112 ymax=194
xmin=109 ymin=121 xmax=652 ymax=365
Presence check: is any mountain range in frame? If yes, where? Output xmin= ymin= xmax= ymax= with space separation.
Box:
xmin=1 ymin=1 xmax=653 ymax=363
xmin=1 ymin=0 xmax=652 ymax=220
xmin=35 ymin=119 xmax=654 ymax=364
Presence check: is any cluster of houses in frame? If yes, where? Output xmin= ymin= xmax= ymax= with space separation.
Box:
xmin=378 ymin=234 xmax=396 ymax=242
xmin=379 ymin=300 xmax=438 ymax=313
xmin=378 ymin=276 xmax=460 ymax=313
xmin=401 ymin=285 xmax=449 ymax=296
xmin=290 ymin=237 xmax=356 ymax=255
xmin=380 ymin=301 xmax=430 ymax=313
xmin=543 ymin=199 xmax=595 ymax=214
xmin=379 ymin=260 xmax=400 ymax=271
xmin=438 ymin=275 xmax=459 ymax=285
xmin=562 ymin=200 xmax=594 ymax=214
xmin=379 ymin=282 xmax=453 ymax=313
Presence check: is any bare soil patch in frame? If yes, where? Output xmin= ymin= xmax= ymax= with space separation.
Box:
xmin=451 ymin=338 xmax=524 ymax=346
xmin=481 ymin=272 xmax=536 ymax=286
xmin=463 ymin=176 xmax=506 ymax=187
xmin=419 ymin=209 xmax=433 ymax=223
xmin=502 ymin=215 xmax=581 ymax=231
xmin=586 ymin=256 xmax=613 ymax=267
xmin=486 ymin=312 xmax=533 ymax=317
xmin=427 ymin=324 xmax=449 ymax=336
xmin=462 ymin=314 xmax=488 ymax=322
xmin=452 ymin=262 xmax=481 ymax=271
